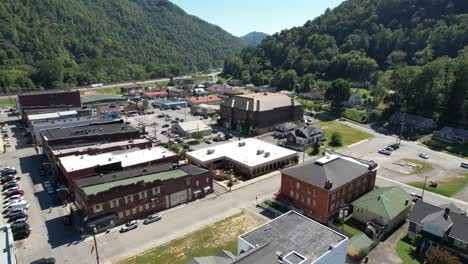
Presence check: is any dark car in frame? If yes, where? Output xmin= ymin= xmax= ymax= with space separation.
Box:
xmin=157 ymin=114 xmax=165 ymax=118
xmin=162 ymin=124 xmax=170 ymax=128
xmin=213 ymin=137 xmax=220 ymax=142
xmin=31 ymin=257 xmax=56 ymax=264
xmin=8 ymin=213 xmax=28 ymax=223
xmin=11 ymin=225 xmax=30 ymax=233
xmin=11 ymin=222 xmax=30 ymax=230
xmin=13 ymin=229 xmax=31 ymax=240
xmin=2 ymin=182 xmax=19 ymax=191
xmin=205 ymin=140 xmax=212 ymax=144
xmin=1 ymin=176 xmax=20 ymax=184
xmin=160 ymin=130 xmax=167 ymax=134
xmin=170 ymin=120 xmax=179 ymax=124
xmin=5 ymin=209 xmax=27 ymax=218
xmin=388 ymin=143 xmax=400 ymax=150
xmin=1 ymin=170 xmax=16 ymax=177
xmin=4 ymin=189 xmax=24 ymax=198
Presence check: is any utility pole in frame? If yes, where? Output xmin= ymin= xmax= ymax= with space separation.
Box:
xmin=398 ymin=122 xmax=404 ymax=146
xmin=302 ymin=141 xmax=306 ymax=163
xmin=421 ymin=176 xmax=428 ymax=201
xmin=91 ymin=227 xmax=100 ymax=264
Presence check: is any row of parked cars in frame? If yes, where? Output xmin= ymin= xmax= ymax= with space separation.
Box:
xmin=1 ymin=166 xmax=31 ymax=240
xmin=120 ymin=213 xmax=162 ymax=233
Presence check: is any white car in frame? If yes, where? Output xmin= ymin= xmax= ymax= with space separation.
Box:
xmin=2 ymin=186 xmax=21 ymax=193
xmin=120 ymin=220 xmax=138 ymax=232
xmin=3 ymin=198 xmax=25 ymax=208
xmin=419 ymin=153 xmax=429 ymax=159
xmin=3 ymin=194 xmax=23 ymax=203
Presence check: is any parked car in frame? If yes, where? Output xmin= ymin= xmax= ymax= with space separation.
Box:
xmin=160 ymin=130 xmax=167 ymax=135
xmin=429 ymin=180 xmax=438 ymax=187
xmin=2 ymin=182 xmax=19 ymax=191
xmin=170 ymin=120 xmax=179 ymax=124
xmin=12 ymin=225 xmax=30 ymax=234
xmin=1 ymin=176 xmax=20 ymax=184
xmin=120 ymin=220 xmax=138 ymax=232
xmin=213 ymin=137 xmax=220 ymax=142
xmin=3 ymin=198 xmax=25 ymax=208
xmin=157 ymin=114 xmax=165 ymax=118
xmin=410 ymin=192 xmax=423 ymax=202
xmin=3 ymin=194 xmax=23 ymax=203
xmin=1 ymin=168 xmax=16 ymax=176
xmin=4 ymin=189 xmax=24 ymax=198
xmin=2 ymin=185 xmax=20 ymax=193
xmin=162 ymin=124 xmax=169 ymax=128
xmin=4 ymin=208 xmax=27 ymax=218
xmin=13 ymin=229 xmax=30 ymax=240
xmin=10 ymin=222 xmax=30 ymax=230
xmin=143 ymin=213 xmax=162 ymax=225
xmin=378 ymin=149 xmax=392 ymax=156
xmin=205 ymin=140 xmax=212 ymax=144
xmin=462 ymin=162 xmax=468 ymax=169
xmin=419 ymin=153 xmax=429 ymax=159
xmin=8 ymin=214 xmax=28 ymax=223
xmin=388 ymin=143 xmax=400 ymax=150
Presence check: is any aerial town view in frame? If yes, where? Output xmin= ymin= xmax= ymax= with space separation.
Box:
xmin=0 ymin=0 xmax=467 ymax=264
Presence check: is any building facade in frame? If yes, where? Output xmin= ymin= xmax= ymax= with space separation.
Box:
xmin=74 ymin=164 xmax=214 ymax=232
xmin=220 ymin=92 xmax=303 ymax=134
xmin=278 ymin=154 xmax=378 ymax=224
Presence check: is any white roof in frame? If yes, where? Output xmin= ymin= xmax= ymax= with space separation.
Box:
xmin=175 ymin=120 xmax=211 ymax=132
xmin=52 ymin=139 xmax=150 ymax=156
xmin=187 ymin=138 xmax=297 ymax=168
xmin=58 ymin=110 xmax=78 ymax=116
xmin=59 ymin=147 xmax=177 ymax=172
xmin=28 ymin=112 xmax=60 ymax=120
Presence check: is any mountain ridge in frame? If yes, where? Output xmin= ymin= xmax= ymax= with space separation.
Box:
xmin=240 ymin=31 xmax=269 ymax=45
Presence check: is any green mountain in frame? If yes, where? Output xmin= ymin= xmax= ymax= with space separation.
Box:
xmin=0 ymin=0 xmax=245 ymax=91
xmin=224 ymin=0 xmax=467 ymax=82
xmin=240 ymin=32 xmax=269 ymax=45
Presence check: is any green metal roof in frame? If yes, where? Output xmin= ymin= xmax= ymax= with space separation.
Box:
xmin=82 ymin=169 xmax=188 ymax=196
xmin=351 ymin=186 xmax=411 ymax=221
xmin=81 ymin=94 xmax=127 ymax=104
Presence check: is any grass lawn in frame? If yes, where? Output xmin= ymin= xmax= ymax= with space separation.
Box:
xmin=120 ymin=211 xmax=264 ymax=264
xmin=423 ymin=139 xmax=468 ymax=159
xmin=409 ymin=173 xmax=468 ymax=197
xmin=336 ymin=218 xmax=364 ymax=237
xmin=396 ymin=235 xmax=422 ymax=264
xmin=315 ymin=119 xmax=372 ymax=149
xmin=0 ymin=97 xmax=16 ymax=107
xmin=402 ymin=159 xmax=433 ymax=175
xmin=350 ymin=88 xmax=371 ymax=97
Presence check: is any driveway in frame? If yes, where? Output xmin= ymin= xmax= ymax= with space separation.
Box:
xmin=367 ymin=222 xmax=408 ymax=264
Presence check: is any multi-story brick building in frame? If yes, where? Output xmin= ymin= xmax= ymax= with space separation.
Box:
xmin=220 ymin=92 xmax=303 ymax=134
xmin=58 ymin=147 xmax=178 ymax=195
xmin=278 ymin=154 xmax=378 ymax=224
xmin=17 ymin=90 xmax=82 ymax=120
xmin=74 ymin=163 xmax=214 ymax=232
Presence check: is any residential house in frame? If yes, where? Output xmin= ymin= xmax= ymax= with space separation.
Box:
xmin=188 ymin=211 xmax=348 ymax=264
xmin=278 ymin=153 xmax=378 ymax=224
xmin=298 ymin=90 xmax=326 ymax=101
xmin=220 ymin=92 xmax=303 ymax=134
xmin=351 ymin=186 xmax=411 ymax=236
xmin=433 ymin=127 xmax=468 ymax=145
xmin=75 ymin=163 xmax=214 ymax=232
xmin=407 ymin=201 xmax=468 ymax=261
xmin=285 ymin=125 xmax=325 ymax=150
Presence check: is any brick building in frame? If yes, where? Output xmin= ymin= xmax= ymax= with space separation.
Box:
xmin=186 ymin=95 xmax=223 ymax=106
xmin=17 ymin=90 xmax=82 ymax=113
xmin=58 ymin=147 xmax=178 ymax=195
xmin=278 ymin=154 xmax=378 ymax=224
xmin=220 ymin=92 xmax=303 ymax=134
xmin=74 ymin=164 xmax=214 ymax=232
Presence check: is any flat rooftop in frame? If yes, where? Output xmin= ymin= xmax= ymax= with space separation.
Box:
xmin=32 ymin=116 xmax=113 ymax=128
xmin=41 ymin=122 xmax=135 ymax=141
xmin=239 ymin=211 xmax=347 ymax=263
xmin=187 ymin=138 xmax=297 ymax=168
xmin=51 ymin=139 xmax=151 ymax=156
xmin=76 ymin=164 xmax=208 ymax=196
xmin=59 ymin=147 xmax=177 ymax=172
xmin=27 ymin=110 xmax=78 ymax=121
xmin=282 ymin=154 xmax=377 ymax=191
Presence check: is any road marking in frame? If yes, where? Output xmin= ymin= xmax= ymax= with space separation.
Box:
xmin=346 ymin=139 xmax=369 ymax=148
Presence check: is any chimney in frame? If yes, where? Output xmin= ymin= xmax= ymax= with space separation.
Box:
xmin=325 ymin=179 xmax=333 ymax=190
xmin=276 ymin=251 xmax=284 ymax=262
xmin=444 ymin=208 xmax=451 ymax=218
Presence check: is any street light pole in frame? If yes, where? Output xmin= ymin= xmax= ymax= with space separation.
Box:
xmin=92 ymin=227 xmax=100 ymax=264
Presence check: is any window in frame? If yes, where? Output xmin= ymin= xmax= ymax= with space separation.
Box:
xmin=289 ymin=182 xmax=294 ymax=188
xmin=340 ymin=199 xmax=344 ymax=205
xmin=145 ymin=203 xmax=150 ymax=210
xmin=331 ymin=192 xmax=336 ymax=201
xmin=349 ymin=184 xmax=354 ymax=191
xmin=357 ymin=180 xmax=361 ymax=187
xmin=313 ymin=189 xmax=317 ymax=198
xmin=126 ymin=195 xmax=134 ymax=204
xmin=110 ymin=199 xmax=119 ymax=208
xmin=132 ymin=208 xmax=137 ymax=214
xmin=363 ymin=176 xmax=367 ymax=183
xmin=300 ymin=195 xmax=304 ymax=203
xmin=196 ymin=180 xmax=199 ymax=186
xmin=139 ymin=191 xmax=147 ymax=199
xmin=186 ymin=178 xmax=191 ymax=186
xmin=125 ymin=209 xmax=131 ymax=216
xmin=312 ymin=200 xmax=317 ymax=208
xmin=330 ymin=202 xmax=335 ymax=211
xmin=93 ymin=204 xmax=102 ymax=213
xmin=118 ymin=212 xmax=124 ymax=218
xmin=206 ymin=177 xmax=209 ymax=183
xmin=290 ymin=191 xmax=294 ymax=198
xmin=307 ymin=197 xmax=311 ymax=206
xmin=152 ymin=187 xmax=160 ymax=196
xmin=295 ymin=192 xmax=299 ymax=200
xmin=138 ymin=205 xmax=143 ymax=212
xmin=307 ymin=187 xmax=311 ymax=195
xmin=296 ymin=182 xmax=300 ymax=190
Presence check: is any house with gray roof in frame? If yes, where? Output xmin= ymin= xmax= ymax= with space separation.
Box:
xmin=407 ymin=201 xmax=468 ymax=261
xmin=389 ymin=112 xmax=436 ymax=131
xmin=432 ymin=126 xmax=468 ymax=145
xmin=351 ymin=186 xmax=411 ymax=236
xmin=285 ymin=124 xmax=325 ymax=150
xmin=187 ymin=211 xmax=348 ymax=264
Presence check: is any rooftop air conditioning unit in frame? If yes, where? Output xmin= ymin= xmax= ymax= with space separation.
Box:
xmin=264 ymin=152 xmax=270 ymax=158
xmin=257 ymin=149 xmax=264 ymax=155
xmin=207 ymin=149 xmax=215 ymax=155
xmin=238 ymin=141 xmax=246 ymax=147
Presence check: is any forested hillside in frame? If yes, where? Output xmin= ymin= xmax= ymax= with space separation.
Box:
xmin=240 ymin=32 xmax=269 ymax=45
xmin=0 ymin=0 xmax=244 ymax=92
xmin=224 ymin=0 xmax=468 ymax=128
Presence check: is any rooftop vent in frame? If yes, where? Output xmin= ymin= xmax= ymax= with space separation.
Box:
xmin=257 ymin=149 xmax=264 ymax=155
xmin=324 ymin=179 xmax=333 ymax=190
xmin=238 ymin=141 xmax=246 ymax=147
xmin=207 ymin=149 xmax=215 ymax=155
xmin=264 ymin=152 xmax=270 ymax=158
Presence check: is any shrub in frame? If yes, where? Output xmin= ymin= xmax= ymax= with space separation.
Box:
xmin=192 ymin=131 xmax=204 ymax=139
xmin=330 ymin=132 xmax=343 ymax=146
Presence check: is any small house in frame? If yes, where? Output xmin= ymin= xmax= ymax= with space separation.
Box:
xmin=433 ymin=127 xmax=468 ymax=145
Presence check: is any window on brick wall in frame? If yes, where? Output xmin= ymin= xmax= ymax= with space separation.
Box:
xmin=139 ymin=191 xmax=147 ymax=199
xmin=290 ymin=191 xmax=294 ymax=198
xmin=357 ymin=180 xmax=361 ymax=187
xmin=330 ymin=202 xmax=335 ymax=211
xmin=196 ymin=180 xmax=199 ymax=186
xmin=295 ymin=192 xmax=299 ymax=200
xmin=363 ymin=176 xmax=367 ymax=183
xmin=132 ymin=208 xmax=137 ymax=214
xmin=307 ymin=187 xmax=311 ymax=195
xmin=125 ymin=209 xmax=131 ymax=216
xmin=296 ymin=182 xmax=300 ymax=190
xmin=93 ymin=203 xmax=102 ymax=213
xmin=313 ymin=200 xmax=317 ymax=208
xmin=313 ymin=189 xmax=317 ymax=198
xmin=186 ymin=178 xmax=191 ymax=186
xmin=152 ymin=187 xmax=160 ymax=196
xmin=138 ymin=205 xmax=143 ymax=212
xmin=300 ymin=195 xmax=304 ymax=203
xmin=206 ymin=177 xmax=209 ymax=183
xmin=289 ymin=182 xmax=293 ymax=188
xmin=110 ymin=199 xmax=119 ymax=208
xmin=118 ymin=212 xmax=124 ymax=218
xmin=126 ymin=195 xmax=134 ymax=204
xmin=307 ymin=197 xmax=311 ymax=206
xmin=145 ymin=203 xmax=150 ymax=210
xmin=331 ymin=192 xmax=336 ymax=201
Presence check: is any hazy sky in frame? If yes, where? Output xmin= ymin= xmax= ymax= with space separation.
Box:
xmin=170 ymin=0 xmax=344 ymax=37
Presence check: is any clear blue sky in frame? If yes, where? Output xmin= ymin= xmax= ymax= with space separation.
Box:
xmin=170 ymin=0 xmax=344 ymax=37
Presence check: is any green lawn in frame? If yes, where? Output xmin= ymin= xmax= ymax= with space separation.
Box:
xmin=350 ymin=88 xmax=371 ymax=97
xmin=120 ymin=212 xmax=264 ymax=264
xmin=315 ymin=120 xmax=372 ymax=149
xmin=409 ymin=174 xmax=468 ymax=197
xmin=396 ymin=235 xmax=422 ymax=264
xmin=402 ymin=159 xmax=433 ymax=175
xmin=0 ymin=97 xmax=16 ymax=107
xmin=423 ymin=139 xmax=468 ymax=159
xmin=336 ymin=218 xmax=364 ymax=237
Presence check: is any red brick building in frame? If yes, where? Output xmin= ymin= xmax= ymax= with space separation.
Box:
xmin=18 ymin=90 xmax=82 ymax=111
xmin=278 ymin=154 xmax=378 ymax=224
xmin=58 ymin=147 xmax=178 ymax=195
xmin=186 ymin=95 xmax=223 ymax=106
xmin=74 ymin=164 xmax=214 ymax=231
